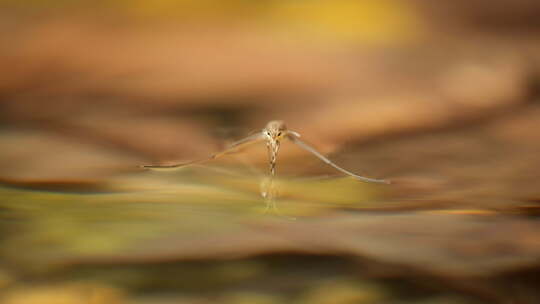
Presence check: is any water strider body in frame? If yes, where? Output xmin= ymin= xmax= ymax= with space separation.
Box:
xmin=143 ymin=120 xmax=389 ymax=184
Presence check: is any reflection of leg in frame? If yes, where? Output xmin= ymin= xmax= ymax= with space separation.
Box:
xmin=263 ymin=198 xmax=271 ymax=214
xmin=260 ymin=176 xmax=276 ymax=210
xmin=261 ymin=176 xmax=276 ymax=214
xmin=260 ymin=176 xmax=296 ymax=220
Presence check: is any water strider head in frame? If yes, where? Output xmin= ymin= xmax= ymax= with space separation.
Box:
xmin=263 ymin=120 xmax=288 ymax=141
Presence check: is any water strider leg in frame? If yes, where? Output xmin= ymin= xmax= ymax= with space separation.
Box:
xmin=286 ymin=133 xmax=390 ymax=184
xmin=141 ymin=132 xmax=264 ymax=171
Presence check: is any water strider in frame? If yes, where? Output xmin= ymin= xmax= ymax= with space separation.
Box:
xmin=142 ymin=120 xmax=390 ymax=184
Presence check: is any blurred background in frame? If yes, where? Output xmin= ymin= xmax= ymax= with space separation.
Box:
xmin=1 ymin=0 xmax=540 ymax=303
